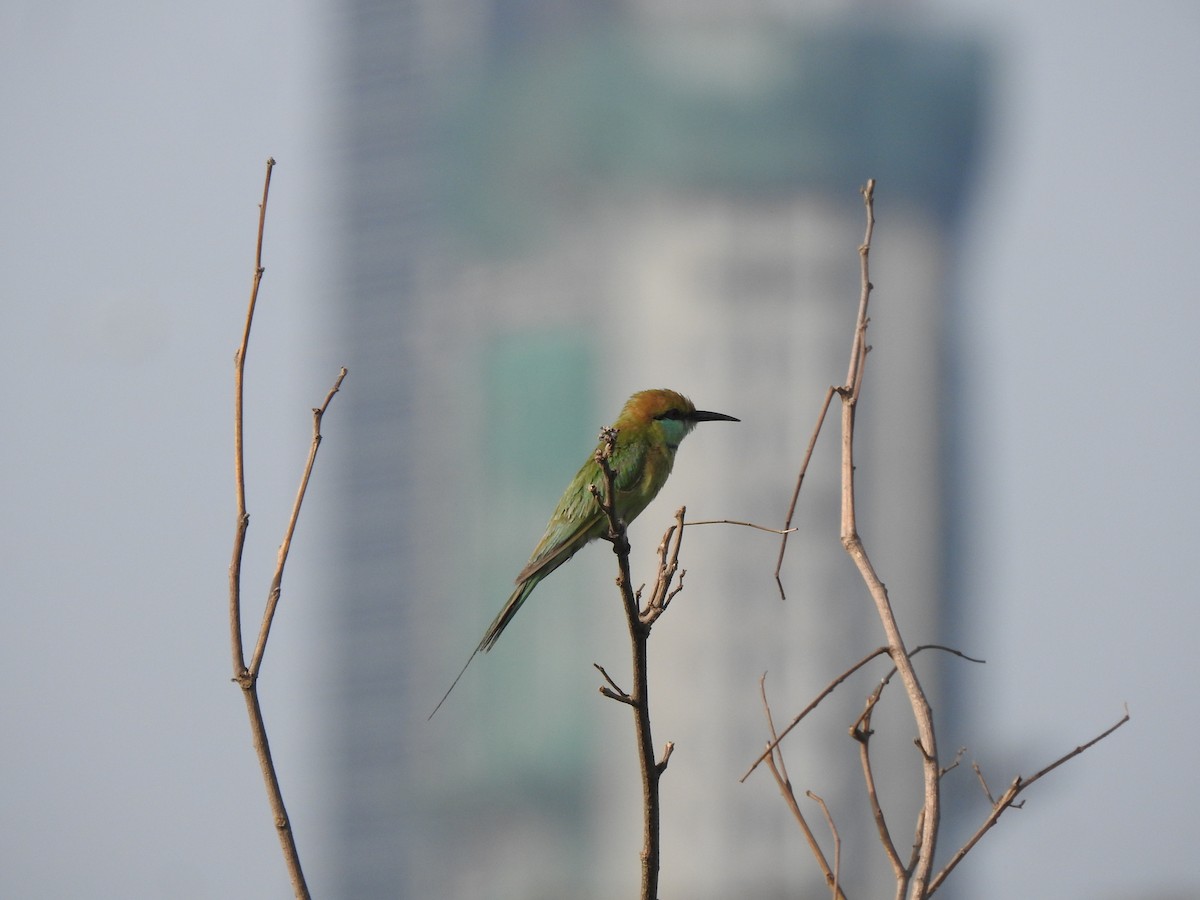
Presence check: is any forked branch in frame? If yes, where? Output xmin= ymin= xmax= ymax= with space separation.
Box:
xmin=759 ymin=675 xmax=848 ymax=900
xmin=589 ymin=428 xmax=672 ymax=900
xmin=754 ymin=180 xmax=1127 ymax=897
xmin=228 ymin=158 xmax=346 ymax=899
xmin=928 ymin=709 xmax=1130 ymax=895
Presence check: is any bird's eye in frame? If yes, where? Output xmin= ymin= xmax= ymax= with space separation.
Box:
xmin=656 ymin=409 xmax=684 ymax=421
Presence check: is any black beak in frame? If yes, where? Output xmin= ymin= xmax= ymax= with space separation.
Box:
xmin=690 ymin=409 xmax=740 ymax=423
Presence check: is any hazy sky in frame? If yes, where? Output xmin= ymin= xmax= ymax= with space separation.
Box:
xmin=2 ymin=2 xmax=1197 ymax=898
xmin=925 ymin=3 xmax=1200 ymax=897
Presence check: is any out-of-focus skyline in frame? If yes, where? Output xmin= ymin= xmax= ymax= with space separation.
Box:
xmin=328 ymin=9 xmax=986 ymax=896
xmin=1 ymin=3 xmax=1197 ymax=899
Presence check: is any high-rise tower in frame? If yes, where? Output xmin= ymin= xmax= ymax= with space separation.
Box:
xmin=328 ymin=5 xmax=986 ymax=896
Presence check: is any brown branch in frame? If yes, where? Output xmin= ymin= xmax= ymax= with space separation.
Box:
xmin=852 ymin=680 xmax=905 ymax=882
xmin=774 ymin=385 xmax=838 ymax=600
xmin=805 ymin=791 xmax=843 ymax=900
xmin=229 ymin=157 xmax=274 ymax=677
xmin=834 ymin=180 xmax=941 ymax=899
xmin=757 ymin=176 xmax=1121 ymax=899
xmin=971 ymin=760 xmax=996 ymax=806
xmin=227 ymin=158 xmax=345 ymax=900
xmin=248 ymin=367 xmax=347 ymax=677
xmin=685 ymin=518 xmax=798 ymax=535
xmin=928 ymin=709 xmax=1130 ymax=895
xmin=939 ymin=747 xmax=968 ymax=780
xmin=591 ymin=428 xmax=664 ymax=900
xmin=759 ymin=675 xmax=847 ymax=899
xmin=774 ymin=234 xmax=900 ymax=599
xmin=742 ymin=646 xmax=891 ymax=781
xmin=852 ymin=653 xmax=978 ymax=893
xmin=657 ymin=741 xmax=675 ymax=775
xmin=905 ymin=808 xmax=927 ymax=893
xmin=594 ymin=663 xmax=634 ymax=706
xmin=642 ymin=507 xmax=686 ymax=623
xmin=744 ymin=642 xmax=980 ymax=784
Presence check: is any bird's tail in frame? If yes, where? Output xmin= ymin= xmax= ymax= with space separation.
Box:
xmin=428 ymin=646 xmax=477 ymax=720
xmin=478 ymin=577 xmax=538 ymax=653
xmin=428 ymin=575 xmax=542 ymax=719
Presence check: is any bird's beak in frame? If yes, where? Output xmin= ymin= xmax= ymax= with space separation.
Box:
xmin=690 ymin=409 xmax=740 ymax=423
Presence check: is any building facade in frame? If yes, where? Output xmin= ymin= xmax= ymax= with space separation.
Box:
xmin=328 ymin=4 xmax=986 ymax=896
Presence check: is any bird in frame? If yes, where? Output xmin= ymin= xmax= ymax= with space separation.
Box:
xmin=429 ymin=388 xmax=738 ymax=718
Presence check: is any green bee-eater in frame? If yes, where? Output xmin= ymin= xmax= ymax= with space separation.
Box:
xmin=430 ymin=388 xmax=738 ymax=717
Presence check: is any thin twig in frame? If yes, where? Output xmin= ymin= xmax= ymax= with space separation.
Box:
xmin=684 ymin=518 xmax=798 ymax=535
xmin=657 ymin=741 xmax=675 ymax=774
xmin=643 ymin=507 xmax=687 ymax=622
xmin=743 ymin=643 xmax=980 ymax=782
xmin=971 ymin=760 xmax=996 ymax=805
xmin=248 ymin=367 xmax=347 ymax=676
xmin=594 ymin=663 xmax=634 ymax=706
xmin=759 ymin=676 xmax=847 ymax=899
xmin=805 ymin=791 xmax=842 ymax=900
xmin=906 ymin=808 xmax=926 ymax=894
xmin=852 ymin=680 xmax=904 ymax=880
xmin=230 ymin=157 xmax=274 ymax=677
xmin=229 ymin=158 xmax=312 ymax=899
xmin=774 ymin=385 xmax=837 ymax=599
xmin=928 ymin=709 xmax=1130 ymax=895
xmin=742 ymin=647 xmax=891 ymax=781
xmin=939 ymin=748 xmax=967 ymax=780
xmin=227 ymin=158 xmax=345 ymax=900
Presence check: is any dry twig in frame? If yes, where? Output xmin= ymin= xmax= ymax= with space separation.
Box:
xmin=590 ymin=428 xmax=680 ymax=900
xmin=928 ymin=709 xmax=1130 ymax=895
xmin=828 ymin=180 xmax=941 ymax=898
xmin=774 ymin=385 xmax=838 ymax=600
xmin=759 ymin=675 xmax=847 ymax=899
xmin=228 ymin=158 xmax=346 ymax=899
xmin=742 ymin=646 xmax=891 ymax=782
xmin=806 ymin=790 xmax=843 ymax=899
xmin=752 ymin=180 xmax=1128 ymax=898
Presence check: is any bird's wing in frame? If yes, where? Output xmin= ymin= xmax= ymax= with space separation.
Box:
xmin=515 ymin=458 xmax=605 ymax=584
xmin=514 ymin=438 xmax=649 ymax=586
xmin=610 ymin=432 xmax=650 ymax=495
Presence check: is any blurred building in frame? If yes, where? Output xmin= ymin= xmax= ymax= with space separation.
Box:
xmin=328 ymin=3 xmax=986 ymax=897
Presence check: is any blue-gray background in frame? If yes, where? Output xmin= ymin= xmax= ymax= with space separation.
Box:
xmin=2 ymin=2 xmax=1197 ymax=898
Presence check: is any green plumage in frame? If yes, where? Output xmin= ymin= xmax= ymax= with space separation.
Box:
xmin=429 ymin=388 xmax=737 ymax=717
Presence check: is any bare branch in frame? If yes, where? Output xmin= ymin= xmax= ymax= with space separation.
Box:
xmin=592 ymin=427 xmax=667 ymax=900
xmin=853 ymin=680 xmax=904 ymax=878
xmin=929 ymin=710 xmax=1130 ymax=895
xmin=684 ymin=518 xmax=798 ymax=535
xmin=594 ymin=663 xmax=634 ymax=706
xmin=755 ymin=177 xmax=1122 ymax=900
xmin=774 ymin=384 xmax=838 ymax=599
xmin=1024 ymin=706 xmax=1130 ymax=785
xmin=227 ymin=158 xmax=312 ymax=900
xmin=971 ymin=760 xmax=996 ymax=805
xmin=805 ymin=791 xmax=843 ymax=900
xmin=742 ymin=647 xmax=891 ymax=782
xmin=642 ymin=507 xmax=686 ymax=623
xmin=833 ymin=180 xmax=941 ymax=898
xmin=229 ymin=156 xmax=275 ymax=678
xmin=657 ymin=742 xmax=675 ymax=774
xmin=248 ymin=367 xmax=347 ymax=677
xmin=226 ymin=158 xmax=345 ymax=900
xmin=759 ymin=676 xmax=847 ymax=900
xmin=939 ymin=748 xmax=967 ymax=780
xmin=599 ymin=686 xmax=636 ymax=706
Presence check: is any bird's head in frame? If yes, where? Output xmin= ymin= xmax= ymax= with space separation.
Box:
xmin=618 ymin=389 xmax=739 ymax=449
